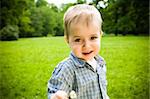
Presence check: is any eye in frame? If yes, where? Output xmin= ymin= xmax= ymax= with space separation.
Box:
xmin=91 ymin=36 xmax=98 ymax=40
xmin=74 ymin=38 xmax=81 ymax=42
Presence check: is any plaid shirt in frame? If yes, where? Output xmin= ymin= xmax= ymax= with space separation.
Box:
xmin=48 ymin=53 xmax=109 ymax=99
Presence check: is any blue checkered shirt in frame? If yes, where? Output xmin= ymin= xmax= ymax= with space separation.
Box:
xmin=48 ymin=53 xmax=109 ymax=99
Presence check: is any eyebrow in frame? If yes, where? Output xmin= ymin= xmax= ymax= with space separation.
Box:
xmin=73 ymin=36 xmax=80 ymax=38
xmin=89 ymin=33 xmax=99 ymax=37
xmin=73 ymin=34 xmax=98 ymax=37
xmin=91 ymin=34 xmax=98 ymax=36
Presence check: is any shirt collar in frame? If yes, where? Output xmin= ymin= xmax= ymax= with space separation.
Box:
xmin=69 ymin=52 xmax=106 ymax=68
xmin=69 ymin=52 xmax=86 ymax=67
xmin=94 ymin=55 xmax=106 ymax=67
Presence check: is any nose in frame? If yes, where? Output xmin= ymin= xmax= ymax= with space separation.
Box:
xmin=83 ymin=40 xmax=90 ymax=48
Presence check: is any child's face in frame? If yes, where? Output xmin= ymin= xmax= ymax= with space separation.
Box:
xmin=67 ymin=23 xmax=101 ymax=61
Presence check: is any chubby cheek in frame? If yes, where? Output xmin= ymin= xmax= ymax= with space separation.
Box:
xmin=94 ymin=42 xmax=101 ymax=53
xmin=71 ymin=45 xmax=82 ymax=55
xmin=97 ymin=42 xmax=101 ymax=49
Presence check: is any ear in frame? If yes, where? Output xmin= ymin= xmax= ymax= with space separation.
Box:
xmin=100 ymin=30 xmax=103 ymax=37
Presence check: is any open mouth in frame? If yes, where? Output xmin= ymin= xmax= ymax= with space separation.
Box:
xmin=82 ymin=51 xmax=93 ymax=55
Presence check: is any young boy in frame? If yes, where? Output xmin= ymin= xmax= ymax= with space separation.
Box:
xmin=48 ymin=4 xmax=109 ymax=99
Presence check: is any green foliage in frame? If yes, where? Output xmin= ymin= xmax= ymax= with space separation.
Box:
xmin=29 ymin=5 xmax=62 ymax=37
xmin=0 ymin=36 xmax=149 ymax=99
xmin=19 ymin=10 xmax=35 ymax=37
xmin=117 ymin=16 xmax=135 ymax=35
xmin=100 ymin=0 xmax=149 ymax=35
xmin=0 ymin=0 xmax=28 ymax=28
xmin=61 ymin=3 xmax=75 ymax=13
xmin=36 ymin=0 xmax=48 ymax=7
xmin=40 ymin=6 xmax=57 ymax=36
xmin=0 ymin=25 xmax=19 ymax=41
xmin=77 ymin=0 xmax=86 ymax=4
xmin=29 ymin=7 xmax=45 ymax=37
xmin=1 ymin=0 xmax=148 ymax=38
xmin=53 ymin=12 xmax=64 ymax=36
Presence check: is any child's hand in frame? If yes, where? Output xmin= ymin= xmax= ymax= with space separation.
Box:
xmin=51 ymin=91 xmax=68 ymax=99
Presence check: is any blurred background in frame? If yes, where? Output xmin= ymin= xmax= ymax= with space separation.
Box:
xmin=0 ymin=0 xmax=149 ymax=40
xmin=0 ymin=0 xmax=149 ymax=99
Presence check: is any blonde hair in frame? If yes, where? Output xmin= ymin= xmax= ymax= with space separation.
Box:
xmin=64 ymin=4 xmax=103 ymax=39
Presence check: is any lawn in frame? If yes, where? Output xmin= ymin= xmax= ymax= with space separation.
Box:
xmin=0 ymin=36 xmax=149 ymax=99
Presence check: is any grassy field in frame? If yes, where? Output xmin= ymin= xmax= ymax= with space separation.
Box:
xmin=0 ymin=36 xmax=149 ymax=99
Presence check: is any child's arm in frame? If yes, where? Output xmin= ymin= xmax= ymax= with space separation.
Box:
xmin=48 ymin=62 xmax=74 ymax=99
xmin=51 ymin=91 xmax=68 ymax=99
xmin=102 ymin=63 xmax=110 ymax=99
xmin=97 ymin=56 xmax=109 ymax=99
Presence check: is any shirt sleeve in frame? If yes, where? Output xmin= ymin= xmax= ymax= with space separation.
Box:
xmin=47 ymin=62 xmax=74 ymax=99
xmin=102 ymin=64 xmax=108 ymax=91
xmin=102 ymin=64 xmax=110 ymax=99
xmin=102 ymin=62 xmax=109 ymax=99
xmin=97 ymin=55 xmax=109 ymax=99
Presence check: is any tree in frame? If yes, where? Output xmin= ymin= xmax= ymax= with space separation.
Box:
xmin=0 ymin=0 xmax=28 ymax=29
xmin=19 ymin=15 xmax=35 ymax=37
xmin=0 ymin=25 xmax=19 ymax=41
xmin=29 ymin=7 xmax=44 ymax=37
xmin=100 ymin=0 xmax=149 ymax=35
xmin=40 ymin=6 xmax=57 ymax=36
xmin=77 ymin=0 xmax=86 ymax=4
xmin=36 ymin=0 xmax=48 ymax=7
xmin=53 ymin=12 xmax=64 ymax=36
xmin=18 ymin=8 xmax=35 ymax=37
xmin=0 ymin=0 xmax=36 ymax=38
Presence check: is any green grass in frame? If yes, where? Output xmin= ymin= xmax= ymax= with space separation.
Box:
xmin=0 ymin=36 xmax=149 ymax=99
